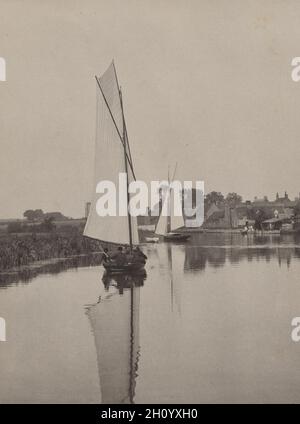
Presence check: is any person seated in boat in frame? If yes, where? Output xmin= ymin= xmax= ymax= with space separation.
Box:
xmin=124 ymin=245 xmax=134 ymax=263
xmin=132 ymin=246 xmax=147 ymax=264
xmin=111 ymin=246 xmax=127 ymax=266
xmin=102 ymin=247 xmax=111 ymax=264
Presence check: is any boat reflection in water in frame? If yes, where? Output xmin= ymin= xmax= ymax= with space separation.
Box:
xmin=165 ymin=243 xmax=185 ymax=315
xmin=183 ymin=233 xmax=300 ymax=272
xmin=87 ymin=271 xmax=146 ymax=404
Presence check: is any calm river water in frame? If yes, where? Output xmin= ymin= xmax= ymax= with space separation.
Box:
xmin=1 ymin=233 xmax=300 ymax=403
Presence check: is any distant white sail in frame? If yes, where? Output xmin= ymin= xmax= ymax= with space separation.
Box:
xmin=84 ymin=62 xmax=139 ymax=245
xmin=155 ymin=193 xmax=169 ymax=236
xmin=169 ymin=186 xmax=185 ymax=231
xmin=155 ymin=214 xmax=168 ymax=236
xmin=155 ymin=188 xmax=185 ymax=235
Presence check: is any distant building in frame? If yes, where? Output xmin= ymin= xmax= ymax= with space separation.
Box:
xmin=203 ymin=191 xmax=298 ymax=229
xmin=274 ymin=191 xmax=292 ymax=206
xmin=253 ymin=196 xmax=269 ymax=206
xmin=251 ymin=192 xmax=296 ymax=220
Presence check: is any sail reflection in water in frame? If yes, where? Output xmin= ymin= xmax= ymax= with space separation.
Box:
xmin=87 ymin=271 xmax=146 ymax=404
xmin=165 ymin=244 xmax=185 ymax=314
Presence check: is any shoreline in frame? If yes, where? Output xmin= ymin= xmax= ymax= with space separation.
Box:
xmin=180 ymin=228 xmax=298 ymax=235
xmin=0 ymin=252 xmax=104 ymax=286
xmin=0 ymin=251 xmax=104 ymax=275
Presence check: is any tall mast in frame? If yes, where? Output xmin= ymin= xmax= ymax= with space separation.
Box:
xmin=166 ymin=166 xmax=171 ymax=234
xmin=95 ymin=75 xmax=136 ymax=180
xmin=119 ymin=87 xmax=133 ymax=249
xmin=166 ymin=163 xmax=178 ymax=234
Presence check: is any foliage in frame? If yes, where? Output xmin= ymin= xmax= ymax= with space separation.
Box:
xmin=0 ymin=233 xmax=103 ymax=271
xmin=7 ymin=222 xmax=23 ymax=233
xmin=39 ymin=217 xmax=56 ymax=232
xmin=23 ymin=209 xmax=44 ymax=221
xmin=295 ymin=201 xmax=300 ymax=216
xmin=205 ymin=191 xmax=224 ymax=206
xmin=226 ymin=192 xmax=243 ymax=206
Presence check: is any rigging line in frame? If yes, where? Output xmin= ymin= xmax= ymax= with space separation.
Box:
xmin=120 ymin=87 xmax=133 ymax=249
xmin=95 ymin=75 xmax=135 ymax=174
xmin=171 ymin=162 xmax=178 ymax=182
xmin=112 ymin=61 xmax=136 ymax=180
xmin=95 ymin=76 xmax=136 ymax=180
xmin=124 ymin=121 xmax=134 ymax=175
xmin=120 ymin=89 xmax=135 ymax=177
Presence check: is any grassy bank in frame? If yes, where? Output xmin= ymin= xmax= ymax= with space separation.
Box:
xmin=0 ymin=253 xmax=104 ymax=286
xmin=0 ymin=232 xmax=104 ymax=272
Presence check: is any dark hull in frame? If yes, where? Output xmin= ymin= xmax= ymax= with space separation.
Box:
xmin=163 ymin=233 xmax=190 ymax=242
xmin=103 ymin=261 xmax=146 ymax=274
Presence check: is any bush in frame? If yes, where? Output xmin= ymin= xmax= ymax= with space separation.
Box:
xmin=7 ymin=222 xmax=23 ymax=233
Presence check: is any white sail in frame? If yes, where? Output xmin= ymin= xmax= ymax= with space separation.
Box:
xmin=84 ymin=62 xmax=139 ymax=245
xmin=155 ymin=188 xmax=185 ymax=235
xmin=155 ymin=193 xmax=169 ymax=236
xmin=155 ymin=213 xmax=168 ymax=236
xmin=169 ymin=188 xmax=185 ymax=231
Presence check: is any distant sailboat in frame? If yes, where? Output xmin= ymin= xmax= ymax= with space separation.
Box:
xmin=83 ymin=62 xmax=146 ymax=272
xmin=155 ymin=166 xmax=190 ymax=242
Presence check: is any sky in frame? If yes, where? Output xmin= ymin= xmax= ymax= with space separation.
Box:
xmin=0 ymin=0 xmax=300 ymax=219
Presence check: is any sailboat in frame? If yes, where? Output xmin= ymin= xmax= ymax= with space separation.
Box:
xmin=83 ymin=62 xmax=146 ymax=273
xmin=154 ymin=166 xmax=190 ymax=242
